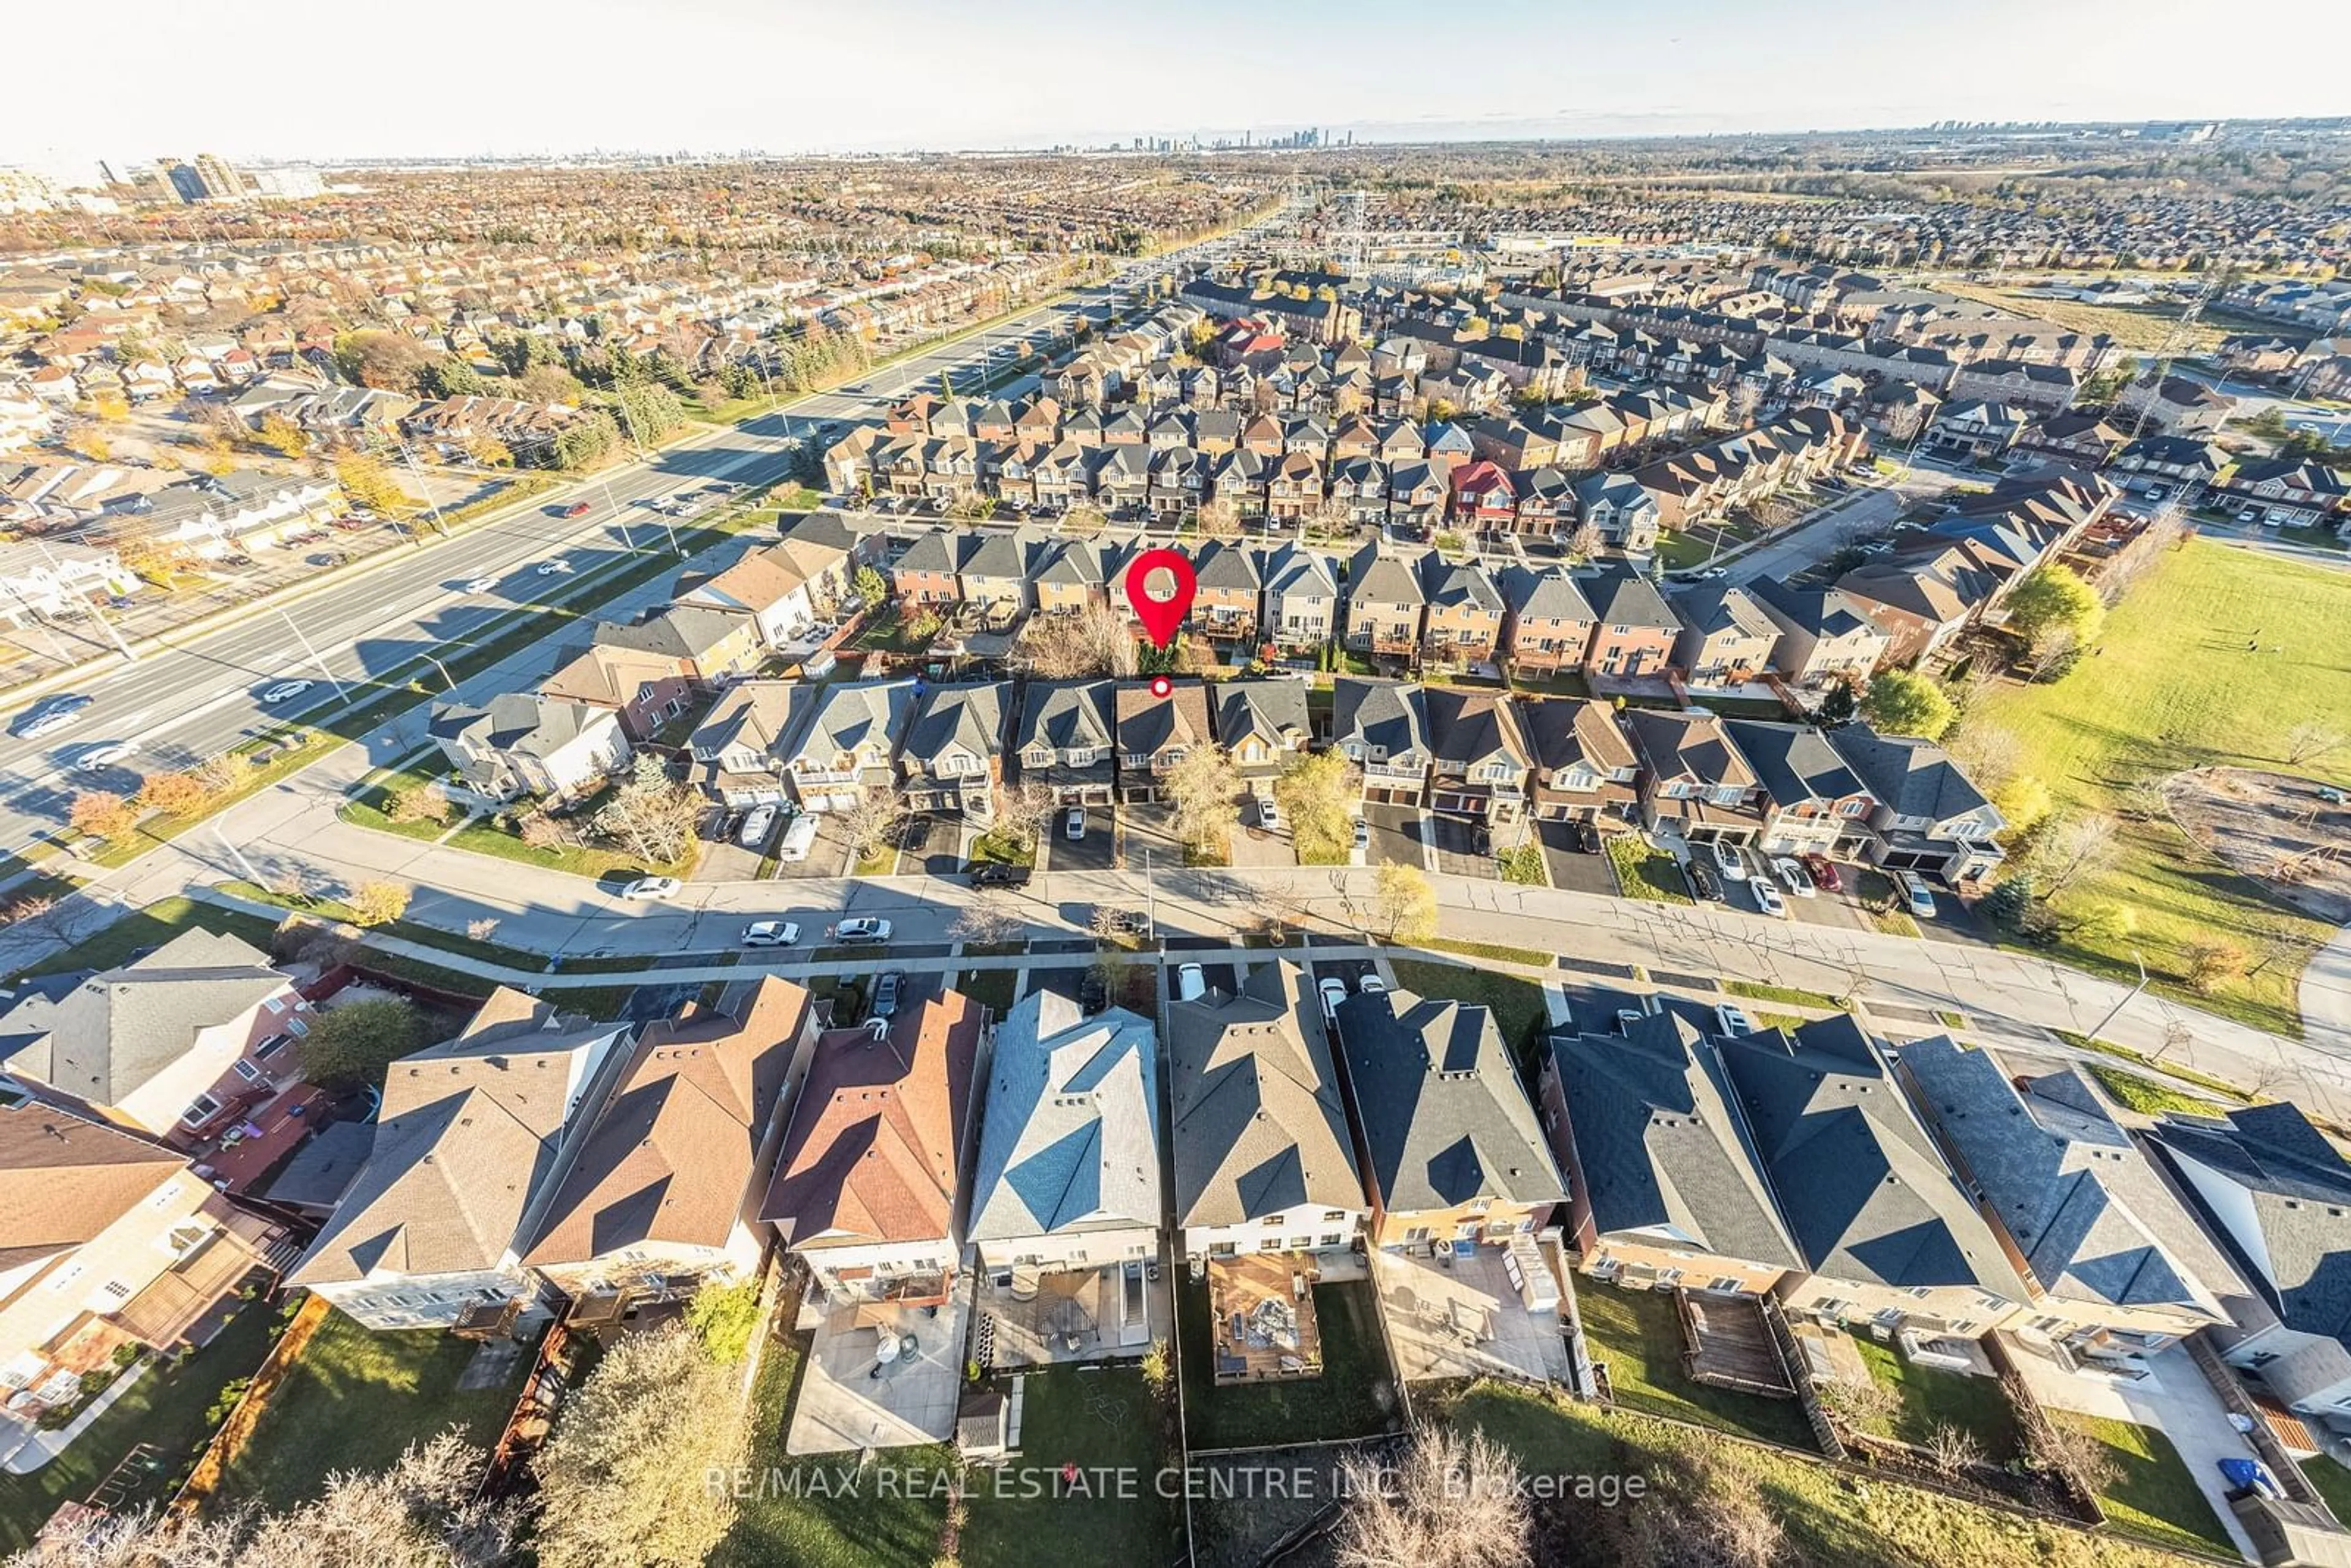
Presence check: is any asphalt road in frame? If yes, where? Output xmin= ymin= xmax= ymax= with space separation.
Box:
xmin=0 ymin=237 xmax=1243 ymax=857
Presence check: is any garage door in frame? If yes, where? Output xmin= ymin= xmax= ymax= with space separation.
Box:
xmin=812 ymin=791 xmax=860 ymax=812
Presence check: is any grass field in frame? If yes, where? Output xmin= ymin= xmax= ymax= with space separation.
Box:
xmin=1177 ymin=1277 xmax=1400 ymax=1449
xmin=210 ymin=1308 xmax=526 ymax=1513
xmin=1438 ymin=1379 xmax=2194 ymax=1568
xmin=1970 ymin=539 xmax=2351 ymax=1037
xmin=1608 ymin=836 xmax=1693 ymax=904
xmin=1935 ymin=278 xmax=2223 ymax=356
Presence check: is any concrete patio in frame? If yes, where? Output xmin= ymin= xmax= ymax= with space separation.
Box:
xmin=786 ymin=1293 xmax=969 ymax=1455
xmin=1373 ymin=1243 xmax=1572 ymax=1385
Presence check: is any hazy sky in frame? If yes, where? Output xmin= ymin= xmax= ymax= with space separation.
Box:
xmin=13 ymin=0 xmax=2351 ymax=171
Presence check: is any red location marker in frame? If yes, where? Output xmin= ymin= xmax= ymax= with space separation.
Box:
xmin=1124 ymin=547 xmax=1195 ymax=650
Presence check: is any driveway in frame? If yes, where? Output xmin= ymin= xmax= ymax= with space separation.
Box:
xmin=1429 ymin=815 xmax=1496 ymax=880
xmin=1046 ymin=805 xmax=1116 ymax=872
xmin=1362 ymin=803 xmax=1426 ymax=870
xmin=899 ymin=814 xmax=964 ymax=877
xmin=1537 ymin=820 xmax=1617 ymax=896
xmin=774 ymin=813 xmax=856 ymax=879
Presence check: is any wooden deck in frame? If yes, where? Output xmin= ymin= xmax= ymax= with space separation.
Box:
xmin=1677 ymin=1291 xmax=1794 ymax=1397
xmin=1205 ymin=1253 xmax=1323 ymax=1385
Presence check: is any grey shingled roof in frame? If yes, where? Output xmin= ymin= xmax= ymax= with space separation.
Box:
xmin=1719 ymin=1016 xmax=2022 ymax=1294
xmin=1168 ymin=965 xmax=1362 ymax=1229
xmin=1579 ymin=566 xmax=1677 ymax=629
xmin=1496 ymin=564 xmax=1595 ymax=624
xmin=1899 ymin=1037 xmax=2243 ymax=1315
xmin=2147 ymin=1103 xmax=2351 ymax=1342
xmin=1548 ymin=1016 xmax=1798 ymax=1267
xmin=1347 ymin=544 xmax=1425 ymax=609
xmin=1720 ymin=720 xmax=1864 ymax=811
xmin=1331 ymin=989 xmax=1562 ymax=1214
xmin=787 ymin=678 xmax=917 ymax=763
xmin=1017 ymin=680 xmax=1115 ymax=753
xmin=966 ymin=991 xmax=1160 ymax=1243
xmin=430 ymin=691 xmax=609 ymax=762
xmin=1828 ymin=724 xmax=1997 ymax=825
xmin=904 ymin=681 xmax=1011 ymax=765
xmin=0 ymin=928 xmax=290 ymax=1109
xmin=1211 ymin=679 xmax=1311 ymax=752
xmin=1330 ymin=677 xmax=1427 ymax=761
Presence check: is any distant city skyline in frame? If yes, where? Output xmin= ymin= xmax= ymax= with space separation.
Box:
xmin=7 ymin=0 xmax=2351 ymax=175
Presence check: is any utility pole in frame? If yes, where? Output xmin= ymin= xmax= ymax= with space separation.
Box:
xmin=2083 ymin=948 xmax=2150 ymax=1046
xmin=1142 ymin=844 xmax=1157 ymax=943
xmin=396 ymin=442 xmax=446 ymax=540
xmin=30 ymin=538 xmax=134 ymax=662
xmin=276 ymin=607 xmax=347 ymax=702
xmin=212 ymin=822 xmax=263 ymax=885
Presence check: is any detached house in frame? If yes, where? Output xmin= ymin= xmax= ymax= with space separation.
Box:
xmin=0 ymin=928 xmax=315 ymax=1147
xmin=773 ymin=678 xmax=918 ymax=813
xmin=1747 ymin=576 xmax=1892 ymax=692
xmin=524 ymin=980 xmax=819 ymax=1316
xmin=1667 ymin=580 xmax=1779 ymax=686
xmin=899 ymin=681 xmax=1012 ymax=823
xmin=1329 ymin=988 xmax=1562 ymax=1251
xmin=967 ymin=991 xmax=1161 ymax=1292
xmin=1828 ymin=724 xmax=2007 ymax=883
xmin=1416 ymin=552 xmax=1504 ymax=667
xmin=1722 ymin=720 xmax=1877 ymax=859
xmin=590 ymin=606 xmax=763 ymax=688
xmin=1579 ymin=569 xmax=1679 ymax=679
xmin=763 ymin=990 xmax=985 ymax=1308
xmin=1190 ymin=541 xmax=1262 ymax=644
xmin=538 ymin=640 xmax=699 ymax=744
xmin=288 ymin=989 xmax=634 ymax=1333
xmin=677 ymin=541 xmax=819 ymax=648
xmin=1343 ymin=546 xmax=1425 ymax=658
xmin=1494 ymin=565 xmax=1597 ymax=679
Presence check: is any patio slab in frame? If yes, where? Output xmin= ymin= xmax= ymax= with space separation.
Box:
xmin=1373 ymin=1244 xmax=1572 ymax=1385
xmin=977 ymin=1264 xmax=1170 ymax=1371
xmin=786 ymin=1294 xmax=969 ymax=1455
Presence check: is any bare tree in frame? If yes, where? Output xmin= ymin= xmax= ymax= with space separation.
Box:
xmin=2029 ymin=1418 xmax=2121 ymax=1498
xmin=951 ymin=894 xmax=1024 ymax=947
xmin=1194 ymin=496 xmax=1241 ymax=539
xmin=466 ymin=917 xmax=500 ymax=943
xmin=832 ymin=788 xmax=907 ymax=860
xmin=1815 ymin=1368 xmax=1900 ymax=1431
xmin=1016 ymin=601 xmax=1138 ymax=679
xmin=1924 ymin=1422 xmax=1985 ymax=1477
xmin=1332 ymin=1427 xmax=1531 ymax=1568
xmin=591 ymin=755 xmax=699 ymax=866
xmin=996 ymin=781 xmax=1057 ymax=847
xmin=1683 ymin=1449 xmax=1784 ymax=1568
xmin=1943 ymin=722 xmax=2023 ymax=792
xmin=1162 ymin=745 xmax=1242 ymax=853
xmin=2033 ymin=811 xmax=2120 ymax=902
xmin=2285 ymin=721 xmax=2349 ymax=767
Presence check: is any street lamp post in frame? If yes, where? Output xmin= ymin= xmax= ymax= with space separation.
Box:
xmin=2084 ymin=948 xmax=2150 ymax=1045
xmin=276 ymin=607 xmax=348 ymax=702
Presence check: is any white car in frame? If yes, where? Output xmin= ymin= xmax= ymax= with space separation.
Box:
xmin=462 ymin=576 xmax=498 ymax=594
xmin=835 ymin=917 xmax=893 ymax=943
xmin=1714 ymin=1003 xmax=1759 ymax=1037
xmin=1318 ymin=976 xmax=1350 ymax=1020
xmin=1176 ymin=962 xmax=1207 ymax=1002
xmin=1709 ymin=841 xmax=1747 ymax=882
xmin=73 ymin=741 xmax=135 ymax=771
xmin=261 ymin=680 xmax=313 ymax=704
xmin=17 ymin=699 xmax=89 ymax=740
xmin=620 ymin=876 xmax=680 ymax=900
xmin=1351 ymin=819 xmax=1370 ymax=851
xmin=536 ymin=560 xmax=574 ymax=576
xmin=1752 ymin=879 xmax=1788 ymax=918
xmin=741 ymin=920 xmax=801 ymax=947
xmin=1771 ymin=857 xmax=1817 ymax=898
xmin=738 ymin=805 xmax=777 ymax=848
xmin=1258 ymin=798 xmax=1281 ymax=830
xmin=1359 ymin=974 xmax=1387 ymax=996
xmin=1064 ymin=806 xmax=1086 ymax=841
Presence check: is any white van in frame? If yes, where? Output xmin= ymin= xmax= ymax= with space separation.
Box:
xmin=777 ymin=814 xmax=820 ymax=863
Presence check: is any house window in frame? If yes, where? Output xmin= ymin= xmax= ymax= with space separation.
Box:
xmin=179 ymin=1093 xmax=223 ymax=1127
xmin=1403 ymin=1226 xmax=1432 ymax=1244
xmin=233 ymin=1059 xmax=266 ymax=1084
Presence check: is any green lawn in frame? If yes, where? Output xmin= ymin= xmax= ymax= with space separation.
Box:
xmin=1970 ymin=539 xmax=2351 ymax=1037
xmin=442 ymin=786 xmax=699 ymax=883
xmin=210 ymin=1306 xmax=527 ymax=1513
xmin=1847 ymin=1336 xmax=2021 ymax=1461
xmin=1389 ymin=958 xmax=1553 ymax=1074
xmin=713 ymin=1324 xmax=951 ymax=1568
xmin=1178 ymin=1277 xmax=1401 ymax=1449
xmin=2051 ymin=1412 xmax=2233 ymax=1558
xmin=1607 ymin=836 xmax=1693 ymax=903
xmin=1573 ymin=1284 xmax=1817 ymax=1449
xmin=2299 ymin=1455 xmax=2351 ymax=1523
xmin=962 ymin=1367 xmax=1182 ymax=1568
xmin=957 ymin=966 xmax=1019 ymax=1013
xmin=339 ymin=754 xmax=461 ymax=844
xmin=2084 ymin=1062 xmax=2229 ymax=1117
xmin=1726 ymin=980 xmax=1845 ymax=1010
xmin=1497 ymin=844 xmax=1547 ymax=885
xmin=10 ymin=895 xmax=283 ymax=982
xmin=1437 ymin=1379 xmax=2186 ymax=1568
xmin=0 ymin=1302 xmax=279 ymax=1554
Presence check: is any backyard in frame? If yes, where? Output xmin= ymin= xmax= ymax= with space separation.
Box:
xmin=0 ymin=1302 xmax=279 ymax=1553
xmin=961 ymin=1365 xmax=1182 ymax=1568
xmin=1436 ymin=1379 xmax=2193 ymax=1568
xmin=1970 ymin=539 xmax=2351 ymax=1037
xmin=2049 ymin=1412 xmax=2233 ymax=1558
xmin=1177 ymin=1277 xmax=1400 ymax=1450
xmin=1572 ymin=1284 xmax=1816 ymax=1449
xmin=1845 ymin=1335 xmax=2021 ymax=1461
xmin=209 ymin=1306 xmax=528 ymax=1513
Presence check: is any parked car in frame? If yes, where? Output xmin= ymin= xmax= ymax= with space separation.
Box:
xmin=869 ymin=970 xmax=904 ymax=1019
xmin=560 ymin=500 xmax=591 ymax=519
xmin=969 ymin=861 xmax=1032 ymax=889
xmin=1573 ymin=820 xmax=1602 ymax=854
xmin=1351 ymin=819 xmax=1370 ymax=852
xmin=1064 ymin=806 xmax=1087 ymax=841
xmin=1176 ymin=963 xmax=1207 ymax=1002
xmin=1709 ymin=841 xmax=1747 ymax=881
xmin=1078 ymin=970 xmax=1108 ymax=1013
xmin=2319 ymin=785 xmax=2347 ymax=806
xmin=1893 ymin=870 xmax=1938 ymax=920
xmin=1359 ymin=975 xmax=1387 ymax=996
xmin=1714 ymin=1003 xmax=1759 ymax=1037
xmin=1771 ymin=857 xmax=1817 ymax=898
xmin=1258 ymin=797 xmax=1281 ymax=831
xmin=776 ymin=814 xmax=819 ymax=862
xmin=1801 ymin=853 xmax=1843 ymax=893
xmin=741 ymin=920 xmax=801 ymax=947
xmin=1318 ymin=977 xmax=1350 ymax=1021
xmin=1752 ymin=879 xmax=1788 ymax=918
xmin=1687 ymin=862 xmax=1721 ymax=902
xmin=835 ymin=917 xmax=893 ymax=943
xmin=260 ymin=680 xmax=313 ymax=704
xmin=621 ymin=876 xmax=680 ymax=900
xmin=738 ymin=805 xmax=777 ymax=847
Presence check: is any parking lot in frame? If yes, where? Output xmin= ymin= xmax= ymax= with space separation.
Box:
xmin=1044 ymin=804 xmax=1117 ymax=872
xmin=1362 ymin=803 xmax=1426 ymax=870
xmin=1535 ymin=820 xmax=1618 ymax=896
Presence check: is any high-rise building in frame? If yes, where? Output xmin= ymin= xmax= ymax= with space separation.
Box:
xmin=0 ymin=168 xmax=59 ymax=215
xmin=248 ymin=165 xmax=323 ymax=200
xmin=165 ymin=153 xmax=247 ymax=203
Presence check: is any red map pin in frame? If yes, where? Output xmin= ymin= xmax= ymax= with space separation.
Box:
xmin=1124 ymin=547 xmax=1195 ymax=651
